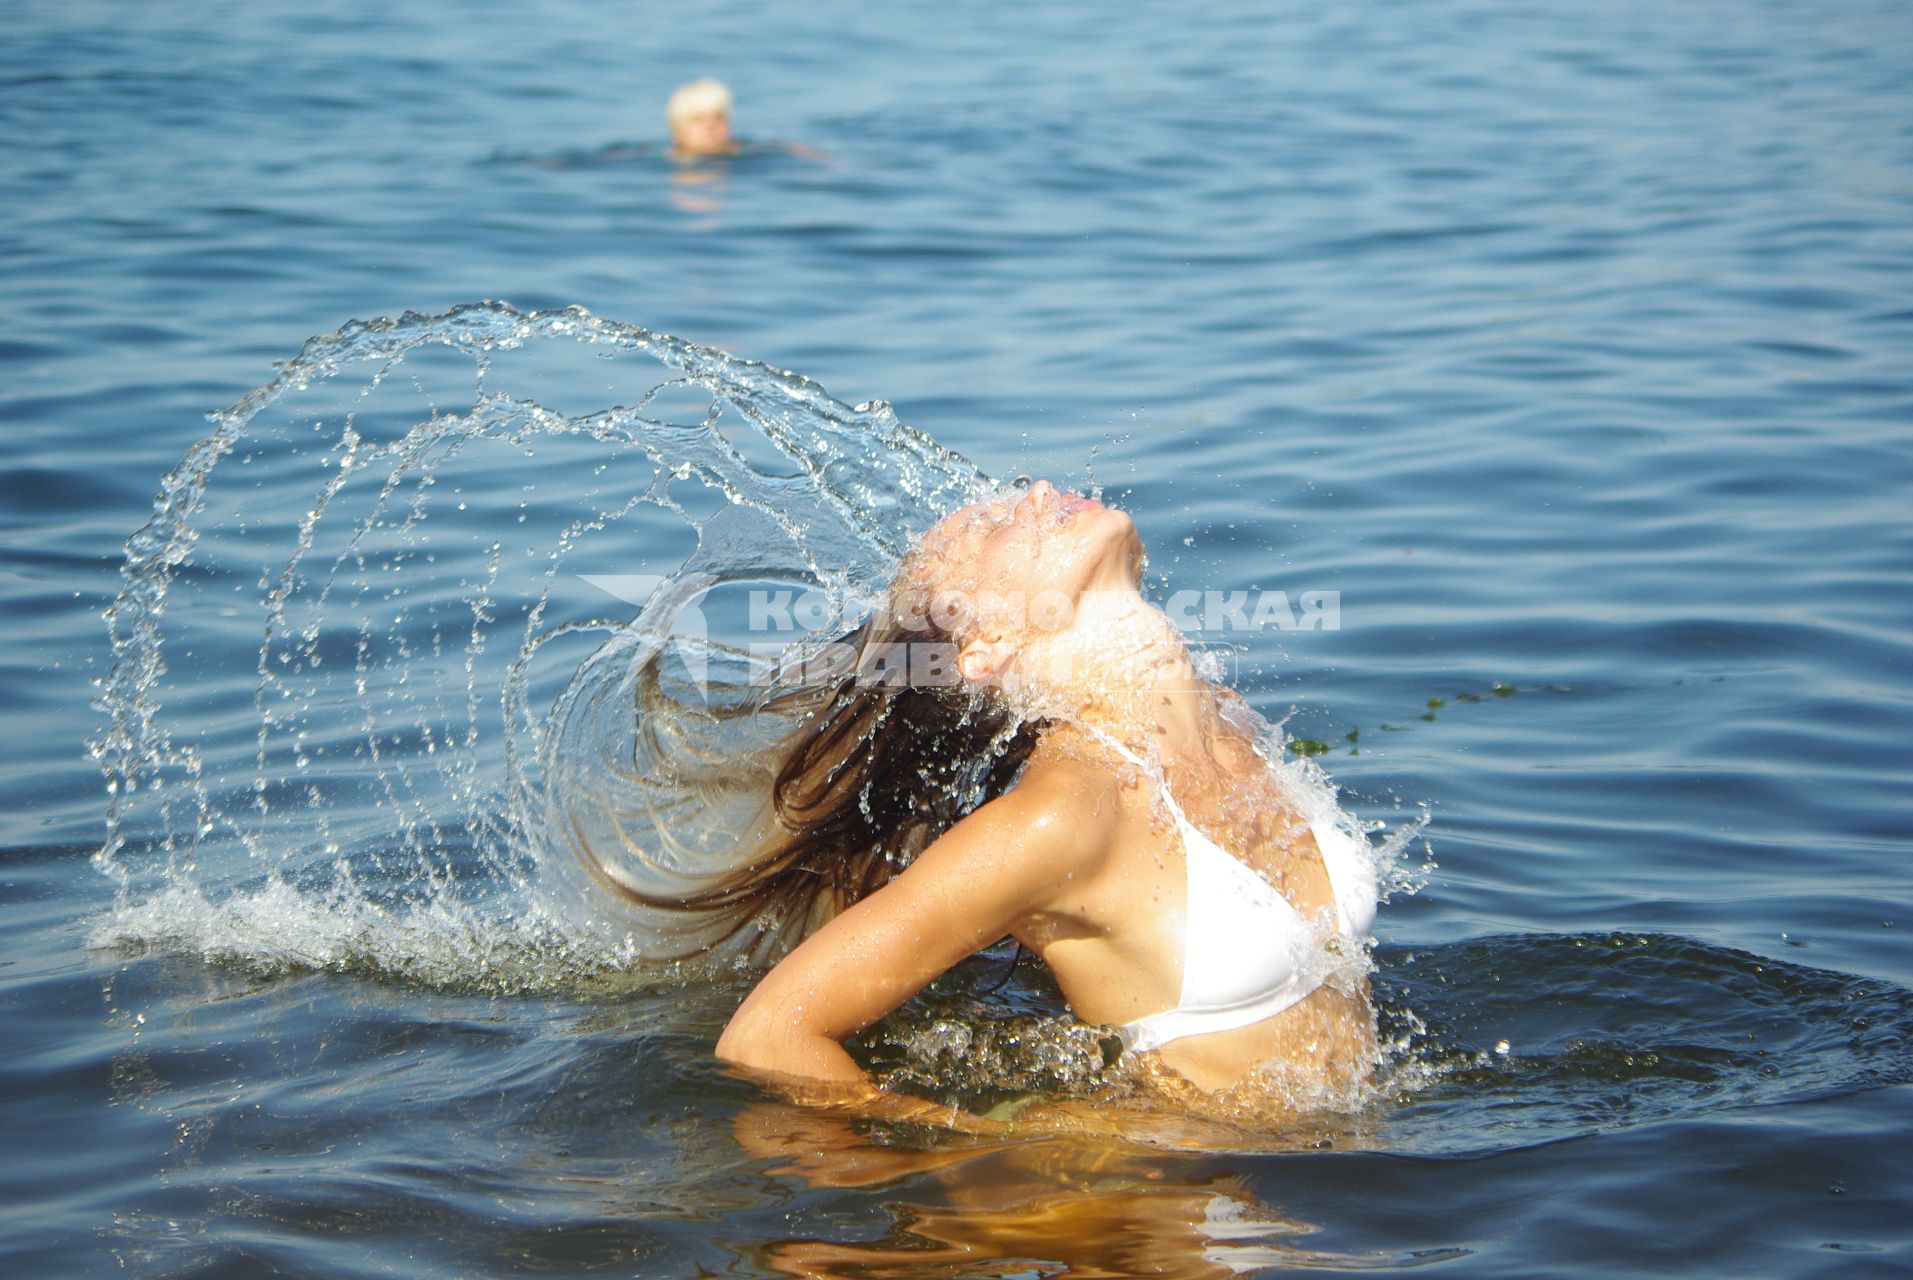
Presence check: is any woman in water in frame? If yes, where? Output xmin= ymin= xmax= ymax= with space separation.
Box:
xmin=616 ymin=480 xmax=1378 ymax=1117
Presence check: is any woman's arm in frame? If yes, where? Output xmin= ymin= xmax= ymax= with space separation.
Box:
xmin=715 ymin=754 xmax=1114 ymax=1087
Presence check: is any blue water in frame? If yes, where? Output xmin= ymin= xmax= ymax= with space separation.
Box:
xmin=6 ymin=0 xmax=1913 ymax=1274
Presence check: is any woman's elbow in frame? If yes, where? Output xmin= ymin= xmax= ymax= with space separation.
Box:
xmin=715 ymin=1005 xmax=772 ymax=1069
xmin=715 ymin=1000 xmax=863 ymax=1085
xmin=715 ymin=1000 xmax=810 ymax=1072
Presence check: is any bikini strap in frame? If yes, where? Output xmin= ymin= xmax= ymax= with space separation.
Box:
xmin=1088 ymin=730 xmax=1199 ymax=831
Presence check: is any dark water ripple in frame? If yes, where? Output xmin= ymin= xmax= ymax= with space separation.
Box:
xmin=1380 ymin=933 xmax=1913 ymax=1149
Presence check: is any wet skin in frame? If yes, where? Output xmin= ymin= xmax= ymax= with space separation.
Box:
xmin=717 ymin=480 xmax=1374 ymax=1108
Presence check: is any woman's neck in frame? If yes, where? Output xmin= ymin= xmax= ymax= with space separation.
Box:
xmin=1015 ymin=587 xmax=1219 ymax=762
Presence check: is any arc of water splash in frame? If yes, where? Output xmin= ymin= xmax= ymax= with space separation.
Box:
xmin=307 ymin=301 xmax=983 ymax=565
xmin=93 ymin=301 xmax=990 ymax=905
xmin=92 ymin=300 xmax=1432 ymax=999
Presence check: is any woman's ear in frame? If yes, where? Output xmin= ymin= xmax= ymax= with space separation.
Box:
xmin=956 ymin=634 xmax=1016 ymax=684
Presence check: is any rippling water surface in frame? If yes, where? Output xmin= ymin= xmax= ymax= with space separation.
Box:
xmin=5 ymin=1 xmax=1911 ymax=1275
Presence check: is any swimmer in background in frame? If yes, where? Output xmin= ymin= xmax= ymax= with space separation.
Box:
xmin=596 ymin=481 xmax=1379 ymax=1128
xmin=666 ymin=77 xmax=740 ymax=161
xmin=664 ymin=76 xmax=830 ymax=168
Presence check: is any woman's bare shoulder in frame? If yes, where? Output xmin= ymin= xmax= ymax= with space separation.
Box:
xmin=978 ymin=731 xmax=1128 ymax=854
xmin=893 ymin=733 xmax=1124 ymax=913
xmin=1020 ymin=729 xmax=1127 ymax=793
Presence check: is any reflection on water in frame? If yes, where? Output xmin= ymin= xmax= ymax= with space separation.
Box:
xmin=731 ymin=1103 xmax=1458 ymax=1277
xmin=499 ymin=140 xmax=820 ymax=219
xmin=669 ymin=163 xmax=730 ymax=218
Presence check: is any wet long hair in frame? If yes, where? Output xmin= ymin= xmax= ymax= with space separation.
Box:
xmin=599 ymin=605 xmax=1043 ymax=957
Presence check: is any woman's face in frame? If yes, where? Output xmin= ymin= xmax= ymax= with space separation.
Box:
xmin=907 ymin=480 xmax=1143 ymax=648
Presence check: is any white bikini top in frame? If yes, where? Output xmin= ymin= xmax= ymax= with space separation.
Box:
xmin=1101 ymin=739 xmax=1378 ymax=1055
